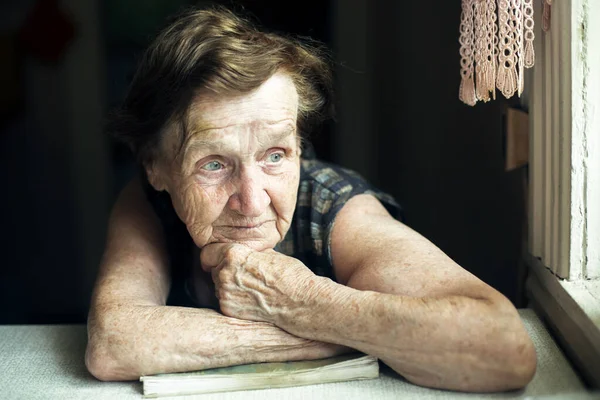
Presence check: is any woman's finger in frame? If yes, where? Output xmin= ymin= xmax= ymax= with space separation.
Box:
xmin=200 ymin=243 xmax=233 ymax=272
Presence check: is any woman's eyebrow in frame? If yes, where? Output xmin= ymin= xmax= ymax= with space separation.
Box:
xmin=190 ymin=117 xmax=295 ymax=134
xmin=180 ymin=124 xmax=296 ymax=159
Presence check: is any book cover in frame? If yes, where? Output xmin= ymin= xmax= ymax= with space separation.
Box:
xmin=140 ymin=353 xmax=379 ymax=398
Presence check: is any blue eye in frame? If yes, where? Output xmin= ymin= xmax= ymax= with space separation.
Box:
xmin=269 ymin=153 xmax=283 ymax=163
xmin=202 ymin=161 xmax=223 ymax=171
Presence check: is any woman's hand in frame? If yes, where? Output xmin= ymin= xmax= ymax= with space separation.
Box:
xmin=200 ymin=243 xmax=325 ymax=326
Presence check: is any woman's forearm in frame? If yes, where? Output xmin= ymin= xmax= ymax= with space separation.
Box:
xmin=277 ymin=279 xmax=536 ymax=392
xmin=85 ymin=303 xmax=347 ymax=381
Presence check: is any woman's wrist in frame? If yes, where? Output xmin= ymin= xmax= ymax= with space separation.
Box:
xmin=241 ymin=319 xmax=345 ymax=362
xmin=275 ymin=274 xmax=339 ymax=337
xmin=277 ymin=277 xmax=378 ymax=348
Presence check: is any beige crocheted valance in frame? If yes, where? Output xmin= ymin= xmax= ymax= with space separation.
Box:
xmin=459 ymin=0 xmax=553 ymax=106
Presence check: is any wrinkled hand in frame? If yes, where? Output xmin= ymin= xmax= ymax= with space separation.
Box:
xmin=200 ymin=243 xmax=322 ymax=326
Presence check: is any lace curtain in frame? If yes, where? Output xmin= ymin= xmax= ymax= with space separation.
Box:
xmin=459 ymin=0 xmax=553 ymax=106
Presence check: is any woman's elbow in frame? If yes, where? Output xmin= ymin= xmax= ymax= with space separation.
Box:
xmin=85 ymin=336 xmax=140 ymax=381
xmin=86 ymin=341 xmax=116 ymax=381
xmin=85 ymin=309 xmax=140 ymax=381
xmin=489 ymin=300 xmax=537 ymax=390
xmin=503 ymin=332 xmax=537 ymax=390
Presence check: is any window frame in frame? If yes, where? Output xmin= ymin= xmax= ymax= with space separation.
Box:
xmin=527 ymin=0 xmax=600 ymax=388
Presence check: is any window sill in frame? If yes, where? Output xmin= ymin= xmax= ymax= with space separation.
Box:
xmin=526 ymin=253 xmax=600 ymax=388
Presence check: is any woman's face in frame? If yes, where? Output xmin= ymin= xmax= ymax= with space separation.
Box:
xmin=148 ymin=73 xmax=301 ymax=251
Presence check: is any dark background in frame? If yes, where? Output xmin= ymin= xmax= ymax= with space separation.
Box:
xmin=0 ymin=0 xmax=528 ymax=324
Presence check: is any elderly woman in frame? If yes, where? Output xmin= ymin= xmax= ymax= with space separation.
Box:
xmin=86 ymin=7 xmax=536 ymax=392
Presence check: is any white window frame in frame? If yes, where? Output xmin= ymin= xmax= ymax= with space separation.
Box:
xmin=527 ymin=0 xmax=600 ymax=387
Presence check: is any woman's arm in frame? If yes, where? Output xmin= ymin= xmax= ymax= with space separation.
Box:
xmin=85 ymin=178 xmax=347 ymax=381
xmin=279 ymin=194 xmax=537 ymax=392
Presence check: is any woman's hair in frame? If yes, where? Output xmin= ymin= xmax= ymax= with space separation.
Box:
xmin=108 ymin=6 xmax=334 ymax=165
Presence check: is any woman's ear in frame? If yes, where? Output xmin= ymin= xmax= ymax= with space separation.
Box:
xmin=297 ymin=136 xmax=304 ymax=157
xmin=144 ymin=160 xmax=167 ymax=192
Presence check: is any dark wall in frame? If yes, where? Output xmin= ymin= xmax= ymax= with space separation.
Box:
xmin=370 ymin=1 xmax=527 ymax=303
xmin=1 ymin=1 xmax=88 ymax=324
xmin=0 ymin=117 xmax=82 ymax=323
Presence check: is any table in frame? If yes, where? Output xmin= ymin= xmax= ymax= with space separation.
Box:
xmin=0 ymin=309 xmax=590 ymax=399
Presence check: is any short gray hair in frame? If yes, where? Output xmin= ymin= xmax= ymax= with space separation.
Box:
xmin=107 ymin=6 xmax=334 ymax=165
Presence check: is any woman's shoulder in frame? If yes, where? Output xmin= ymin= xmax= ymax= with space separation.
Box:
xmin=300 ymin=158 xmax=369 ymax=194
xmin=299 ymin=158 xmax=400 ymax=213
xmin=290 ymin=157 xmax=402 ymax=278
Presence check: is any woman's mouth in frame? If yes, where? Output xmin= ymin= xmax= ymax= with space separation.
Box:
xmin=216 ymin=220 xmax=274 ymax=238
xmin=227 ymin=221 xmax=267 ymax=229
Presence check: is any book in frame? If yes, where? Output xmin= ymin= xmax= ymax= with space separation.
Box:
xmin=140 ymin=353 xmax=379 ymax=398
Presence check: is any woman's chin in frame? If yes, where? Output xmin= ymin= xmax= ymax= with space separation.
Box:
xmin=204 ymin=226 xmax=281 ymax=251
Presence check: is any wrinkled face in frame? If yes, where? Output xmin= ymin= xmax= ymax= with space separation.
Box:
xmin=147 ymin=73 xmax=301 ymax=251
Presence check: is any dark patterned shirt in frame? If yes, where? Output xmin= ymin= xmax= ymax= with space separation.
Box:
xmin=273 ymin=158 xmax=402 ymax=280
xmin=144 ymin=153 xmax=402 ymax=307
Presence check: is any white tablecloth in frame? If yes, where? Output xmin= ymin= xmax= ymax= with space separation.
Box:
xmin=0 ymin=309 xmax=590 ymax=399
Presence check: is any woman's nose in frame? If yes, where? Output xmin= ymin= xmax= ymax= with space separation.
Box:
xmin=227 ymin=167 xmax=271 ymax=217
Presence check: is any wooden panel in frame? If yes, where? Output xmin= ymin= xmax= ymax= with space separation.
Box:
xmin=529 ymin=0 xmax=545 ymax=259
xmin=557 ymin=0 xmax=573 ymax=279
xmin=505 ymin=108 xmax=529 ymax=171
xmin=551 ymin=4 xmax=561 ymax=275
xmin=542 ymin=21 xmax=553 ymax=271
xmin=526 ymin=254 xmax=600 ymax=387
xmin=531 ymin=0 xmax=580 ymax=279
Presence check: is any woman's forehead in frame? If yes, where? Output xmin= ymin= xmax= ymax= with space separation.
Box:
xmin=161 ymin=73 xmax=300 ymax=161
xmin=188 ymin=73 xmax=299 ymax=131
